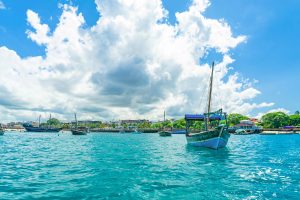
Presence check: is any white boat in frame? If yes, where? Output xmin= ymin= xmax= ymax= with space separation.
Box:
xmin=233 ymin=120 xmax=262 ymax=134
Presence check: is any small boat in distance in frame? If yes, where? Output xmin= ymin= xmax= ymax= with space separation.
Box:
xmin=158 ymin=111 xmax=172 ymax=137
xmin=185 ymin=62 xmax=230 ymax=149
xmin=23 ymin=115 xmax=62 ymax=132
xmin=129 ymin=126 xmax=141 ymax=134
xmin=0 ymin=124 xmax=4 ymax=135
xmin=71 ymin=113 xmax=88 ymax=135
xmin=232 ymin=120 xmax=262 ymax=134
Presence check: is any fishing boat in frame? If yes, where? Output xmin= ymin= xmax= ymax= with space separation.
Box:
xmin=0 ymin=124 xmax=4 ymax=135
xmin=185 ymin=62 xmax=230 ymax=149
xmin=158 ymin=111 xmax=172 ymax=137
xmin=22 ymin=115 xmax=62 ymax=132
xmin=71 ymin=113 xmax=88 ymax=135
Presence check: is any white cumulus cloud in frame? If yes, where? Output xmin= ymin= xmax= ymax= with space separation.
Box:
xmin=0 ymin=1 xmax=5 ymax=10
xmin=0 ymin=0 xmax=273 ymax=122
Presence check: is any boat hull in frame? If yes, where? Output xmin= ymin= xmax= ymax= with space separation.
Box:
xmin=159 ymin=131 xmax=172 ymax=137
xmin=23 ymin=126 xmax=61 ymax=132
xmin=71 ymin=130 xmax=87 ymax=135
xmin=186 ymin=129 xmax=230 ymax=149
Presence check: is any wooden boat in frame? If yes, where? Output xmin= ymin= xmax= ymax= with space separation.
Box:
xmin=71 ymin=113 xmax=88 ymax=135
xmin=185 ymin=62 xmax=230 ymax=149
xmin=71 ymin=128 xmax=88 ymax=135
xmin=159 ymin=131 xmax=172 ymax=137
xmin=158 ymin=110 xmax=172 ymax=137
xmin=0 ymin=124 xmax=4 ymax=135
xmin=23 ymin=115 xmax=61 ymax=132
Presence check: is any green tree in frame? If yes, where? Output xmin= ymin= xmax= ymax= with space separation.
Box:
xmin=138 ymin=121 xmax=151 ymax=129
xmin=61 ymin=123 xmax=70 ymax=129
xmin=47 ymin=118 xmax=61 ymax=127
xmin=173 ymin=119 xmax=186 ymax=129
xmin=162 ymin=120 xmax=173 ymax=128
xmin=289 ymin=114 xmax=300 ymax=126
xmin=261 ymin=112 xmax=289 ymax=128
xmin=151 ymin=122 xmax=163 ymax=129
xmin=227 ymin=113 xmax=249 ymax=126
xmin=295 ymin=111 xmax=300 ymax=115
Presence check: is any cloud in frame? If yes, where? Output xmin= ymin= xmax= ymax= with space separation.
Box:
xmin=255 ymin=108 xmax=290 ymax=119
xmin=0 ymin=1 xmax=5 ymax=10
xmin=26 ymin=10 xmax=51 ymax=45
xmin=0 ymin=0 xmax=273 ymax=122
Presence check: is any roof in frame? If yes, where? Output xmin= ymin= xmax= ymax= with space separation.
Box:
xmin=185 ymin=114 xmax=222 ymax=121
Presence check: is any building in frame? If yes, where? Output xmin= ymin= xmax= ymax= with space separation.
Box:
xmin=233 ymin=120 xmax=262 ymax=133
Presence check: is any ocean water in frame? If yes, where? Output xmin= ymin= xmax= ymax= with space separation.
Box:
xmin=0 ymin=132 xmax=299 ymax=200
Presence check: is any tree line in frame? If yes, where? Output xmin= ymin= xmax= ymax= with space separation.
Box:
xmin=38 ymin=111 xmax=300 ymax=130
xmin=228 ymin=111 xmax=300 ymax=128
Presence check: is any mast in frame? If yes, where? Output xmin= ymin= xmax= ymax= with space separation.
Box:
xmin=38 ymin=115 xmax=41 ymax=128
xmin=206 ymin=62 xmax=215 ymax=130
xmin=207 ymin=62 xmax=215 ymax=114
xmin=74 ymin=113 xmax=78 ymax=130
xmin=49 ymin=114 xmax=52 ymax=128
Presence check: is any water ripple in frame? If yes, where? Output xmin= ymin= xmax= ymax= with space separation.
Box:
xmin=0 ymin=133 xmax=299 ymax=199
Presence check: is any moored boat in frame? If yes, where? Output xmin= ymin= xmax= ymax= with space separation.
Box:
xmin=185 ymin=110 xmax=230 ymax=149
xmin=232 ymin=120 xmax=262 ymax=134
xmin=71 ymin=128 xmax=89 ymax=135
xmin=159 ymin=131 xmax=172 ymax=137
xmin=22 ymin=123 xmax=62 ymax=132
xmin=0 ymin=124 xmax=4 ymax=135
xmin=71 ymin=113 xmax=88 ymax=135
xmin=158 ymin=110 xmax=172 ymax=137
xmin=22 ymin=115 xmax=61 ymax=132
xmin=185 ymin=62 xmax=230 ymax=149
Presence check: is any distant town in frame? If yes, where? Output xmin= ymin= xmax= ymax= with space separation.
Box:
xmin=1 ymin=111 xmax=300 ymax=134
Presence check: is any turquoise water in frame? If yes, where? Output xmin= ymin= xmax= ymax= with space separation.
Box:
xmin=0 ymin=132 xmax=299 ymax=200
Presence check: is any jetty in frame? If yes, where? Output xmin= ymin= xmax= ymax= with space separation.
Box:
xmin=260 ymin=128 xmax=300 ymax=135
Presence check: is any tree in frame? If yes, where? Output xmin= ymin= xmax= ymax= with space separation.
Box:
xmin=47 ymin=118 xmax=61 ymax=127
xmin=261 ymin=112 xmax=289 ymax=128
xmin=227 ymin=113 xmax=249 ymax=126
xmin=295 ymin=111 xmax=300 ymax=115
xmin=173 ymin=119 xmax=186 ymax=129
xmin=289 ymin=114 xmax=300 ymax=126
xmin=162 ymin=120 xmax=173 ymax=128
xmin=138 ymin=121 xmax=151 ymax=129
xmin=151 ymin=122 xmax=163 ymax=129
xmin=61 ymin=123 xmax=70 ymax=129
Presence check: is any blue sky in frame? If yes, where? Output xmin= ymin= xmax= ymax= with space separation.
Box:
xmin=205 ymin=0 xmax=300 ymax=115
xmin=0 ymin=0 xmax=299 ymax=121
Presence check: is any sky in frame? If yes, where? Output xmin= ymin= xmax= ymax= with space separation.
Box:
xmin=0 ymin=0 xmax=299 ymax=122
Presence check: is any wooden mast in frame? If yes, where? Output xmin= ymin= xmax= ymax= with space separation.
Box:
xmin=207 ymin=62 xmax=215 ymax=114
xmin=206 ymin=62 xmax=215 ymax=130
xmin=74 ymin=113 xmax=78 ymax=130
xmin=38 ymin=115 xmax=41 ymax=128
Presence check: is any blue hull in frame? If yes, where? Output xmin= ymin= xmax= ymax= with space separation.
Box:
xmin=172 ymin=130 xmax=186 ymax=134
xmin=187 ymin=137 xmax=228 ymax=149
xmin=23 ymin=124 xmax=61 ymax=132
